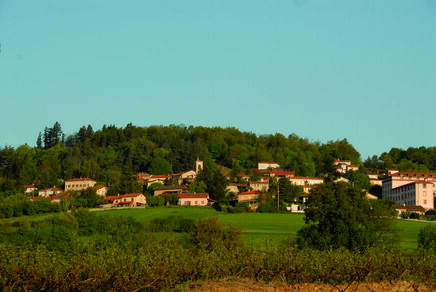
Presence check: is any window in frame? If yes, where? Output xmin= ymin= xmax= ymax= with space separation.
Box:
xmin=424 ymin=200 xmax=427 ymax=204
xmin=424 ymin=191 xmax=427 ymax=197
xmin=423 ymin=184 xmax=427 ymax=189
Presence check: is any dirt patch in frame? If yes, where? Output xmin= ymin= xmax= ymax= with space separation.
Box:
xmin=185 ymin=279 xmax=435 ymax=291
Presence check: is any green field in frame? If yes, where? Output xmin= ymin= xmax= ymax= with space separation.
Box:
xmin=95 ymin=206 xmax=433 ymax=250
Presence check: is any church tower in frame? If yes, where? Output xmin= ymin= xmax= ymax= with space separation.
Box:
xmin=194 ymin=160 xmax=203 ymax=173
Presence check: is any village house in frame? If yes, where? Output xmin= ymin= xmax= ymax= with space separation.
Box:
xmin=235 ymin=190 xmax=261 ymax=209
xmin=258 ymin=162 xmax=280 ymax=170
xmin=154 ymin=185 xmax=187 ymax=196
xmin=266 ymin=170 xmax=295 ymax=180
xmin=289 ymin=177 xmax=324 ymax=193
xmin=250 ymin=181 xmax=269 ymax=191
xmin=94 ymin=185 xmax=109 ymax=197
xmin=50 ymin=194 xmax=70 ymax=203
xmin=334 ymin=160 xmax=351 ymax=173
xmin=387 ymin=168 xmax=399 ymax=175
xmin=24 ymin=184 xmax=37 ymax=193
xmin=38 ymin=187 xmax=63 ymax=197
xmin=346 ymin=165 xmax=359 ymax=172
xmin=236 ymin=173 xmax=251 ymax=182
xmin=226 ymin=183 xmax=240 ymax=194
xmin=391 ymin=204 xmax=427 ymax=217
xmin=382 ymin=172 xmax=436 ymax=210
xmin=65 ymin=178 xmax=96 ymax=191
xmin=113 ymin=193 xmax=146 ymax=207
xmin=178 ymin=193 xmax=210 ymax=206
xmin=171 ymin=170 xmax=197 ymax=185
xmin=103 ymin=195 xmax=119 ymax=205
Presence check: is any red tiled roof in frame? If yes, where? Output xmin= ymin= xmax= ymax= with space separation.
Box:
xmin=120 ymin=193 xmax=143 ymax=198
xmin=291 ymin=177 xmax=323 ymax=180
xmin=239 ymin=190 xmax=261 ymax=195
xmin=94 ymin=185 xmax=107 ymax=190
xmin=51 ymin=195 xmax=69 ymax=200
xmin=268 ymin=170 xmax=295 ymax=176
xmin=178 ymin=193 xmax=209 ymax=199
xmin=66 ymin=178 xmax=96 ymax=182
xmin=104 ymin=195 xmax=120 ymax=201
xmin=24 ymin=184 xmax=36 ymax=188
xmin=250 ymin=181 xmax=269 ymax=184
xmin=392 ymin=205 xmax=426 ymax=212
xmin=150 ymin=175 xmax=169 ymax=178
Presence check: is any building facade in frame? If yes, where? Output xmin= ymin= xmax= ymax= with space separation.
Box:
xmin=382 ymin=172 xmax=436 ymax=210
xmin=65 ymin=178 xmax=96 ymax=191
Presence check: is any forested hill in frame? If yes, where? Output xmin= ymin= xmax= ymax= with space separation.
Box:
xmin=0 ymin=123 xmax=435 ymax=196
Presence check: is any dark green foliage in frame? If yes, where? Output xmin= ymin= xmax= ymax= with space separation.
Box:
xmin=148 ymin=216 xmax=195 ymax=233
xmin=418 ymin=224 xmax=436 ymax=250
xmin=257 ymin=202 xmax=275 ymax=213
xmin=146 ymin=195 xmax=165 ymax=207
xmin=409 ymin=212 xmax=420 ymax=219
xmin=188 ymin=216 xmax=243 ymax=250
xmin=234 ymin=202 xmax=249 ymax=213
xmin=425 ymin=209 xmax=436 ymax=216
xmin=78 ymin=188 xmax=103 ymax=208
xmin=279 ymin=177 xmax=304 ymax=203
xmin=344 ymin=169 xmax=370 ymax=190
xmin=148 ymin=157 xmax=172 ymax=175
xmin=297 ymin=182 xmax=397 ymax=251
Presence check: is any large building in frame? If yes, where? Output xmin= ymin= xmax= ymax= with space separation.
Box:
xmin=382 ymin=172 xmax=436 ymax=210
xmin=65 ymin=178 xmax=96 ymax=191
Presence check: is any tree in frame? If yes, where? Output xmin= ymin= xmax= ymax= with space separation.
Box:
xmin=278 ymin=177 xmax=304 ymax=203
xmin=148 ymin=157 xmax=172 ymax=175
xmin=296 ymin=182 xmax=396 ymax=251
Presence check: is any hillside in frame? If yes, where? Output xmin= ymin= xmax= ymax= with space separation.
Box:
xmin=0 ymin=122 xmax=435 ymax=197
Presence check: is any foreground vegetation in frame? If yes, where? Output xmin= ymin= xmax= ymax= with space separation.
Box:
xmin=1 ymin=209 xmax=436 ymax=291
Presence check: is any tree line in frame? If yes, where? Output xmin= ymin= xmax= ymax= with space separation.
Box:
xmin=0 ymin=122 xmax=435 ymax=200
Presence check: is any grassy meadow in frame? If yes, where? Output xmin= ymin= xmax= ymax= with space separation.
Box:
xmin=95 ymin=206 xmax=433 ymax=250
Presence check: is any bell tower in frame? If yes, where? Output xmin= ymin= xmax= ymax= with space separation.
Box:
xmin=194 ymin=159 xmax=203 ymax=173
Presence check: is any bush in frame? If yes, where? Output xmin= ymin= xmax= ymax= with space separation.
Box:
xmin=234 ymin=202 xmax=249 ymax=213
xmin=425 ymin=209 xmax=436 ymax=216
xmin=418 ymin=224 xmax=436 ymax=250
xmin=409 ymin=212 xmax=420 ymax=219
xmin=149 ymin=216 xmax=195 ymax=233
xmin=188 ymin=217 xmax=243 ymax=251
xmin=257 ymin=202 xmax=277 ymax=213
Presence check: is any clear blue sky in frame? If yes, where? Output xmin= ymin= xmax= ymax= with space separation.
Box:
xmin=0 ymin=0 xmax=435 ymax=159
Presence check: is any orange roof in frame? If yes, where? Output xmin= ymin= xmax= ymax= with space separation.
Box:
xmin=66 ymin=178 xmax=96 ymax=182
xmin=51 ymin=195 xmax=69 ymax=200
xmin=250 ymin=181 xmax=269 ymax=184
xmin=24 ymin=184 xmax=36 ymax=188
xmin=239 ymin=190 xmax=261 ymax=195
xmin=120 ymin=193 xmax=143 ymax=198
xmin=292 ymin=177 xmax=323 ymax=180
xmin=150 ymin=174 xmax=169 ymax=178
xmin=268 ymin=170 xmax=295 ymax=175
xmin=94 ymin=185 xmax=107 ymax=190
xmin=104 ymin=195 xmax=120 ymax=201
xmin=178 ymin=193 xmax=209 ymax=199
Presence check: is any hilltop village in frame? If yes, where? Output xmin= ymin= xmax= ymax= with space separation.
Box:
xmin=1 ymin=124 xmax=435 ymax=218
xmin=23 ymin=158 xmax=436 ymax=215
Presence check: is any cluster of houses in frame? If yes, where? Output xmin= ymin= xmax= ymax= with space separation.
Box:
xmin=22 ymin=158 xmax=436 ymax=216
xmin=24 ymin=178 xmax=109 ymax=202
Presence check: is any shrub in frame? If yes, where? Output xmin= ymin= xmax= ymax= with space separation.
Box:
xmin=425 ymin=209 xmax=436 ymax=216
xmin=409 ymin=212 xmax=420 ymax=219
xmin=418 ymin=224 xmax=436 ymax=250
xmin=188 ymin=217 xmax=243 ymax=251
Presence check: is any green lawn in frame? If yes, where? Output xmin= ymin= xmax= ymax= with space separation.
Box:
xmin=96 ymin=206 xmax=434 ymax=250
xmin=2 ymin=206 xmax=433 ymax=250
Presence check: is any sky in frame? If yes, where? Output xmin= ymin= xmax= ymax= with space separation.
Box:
xmin=0 ymin=0 xmax=435 ymax=159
